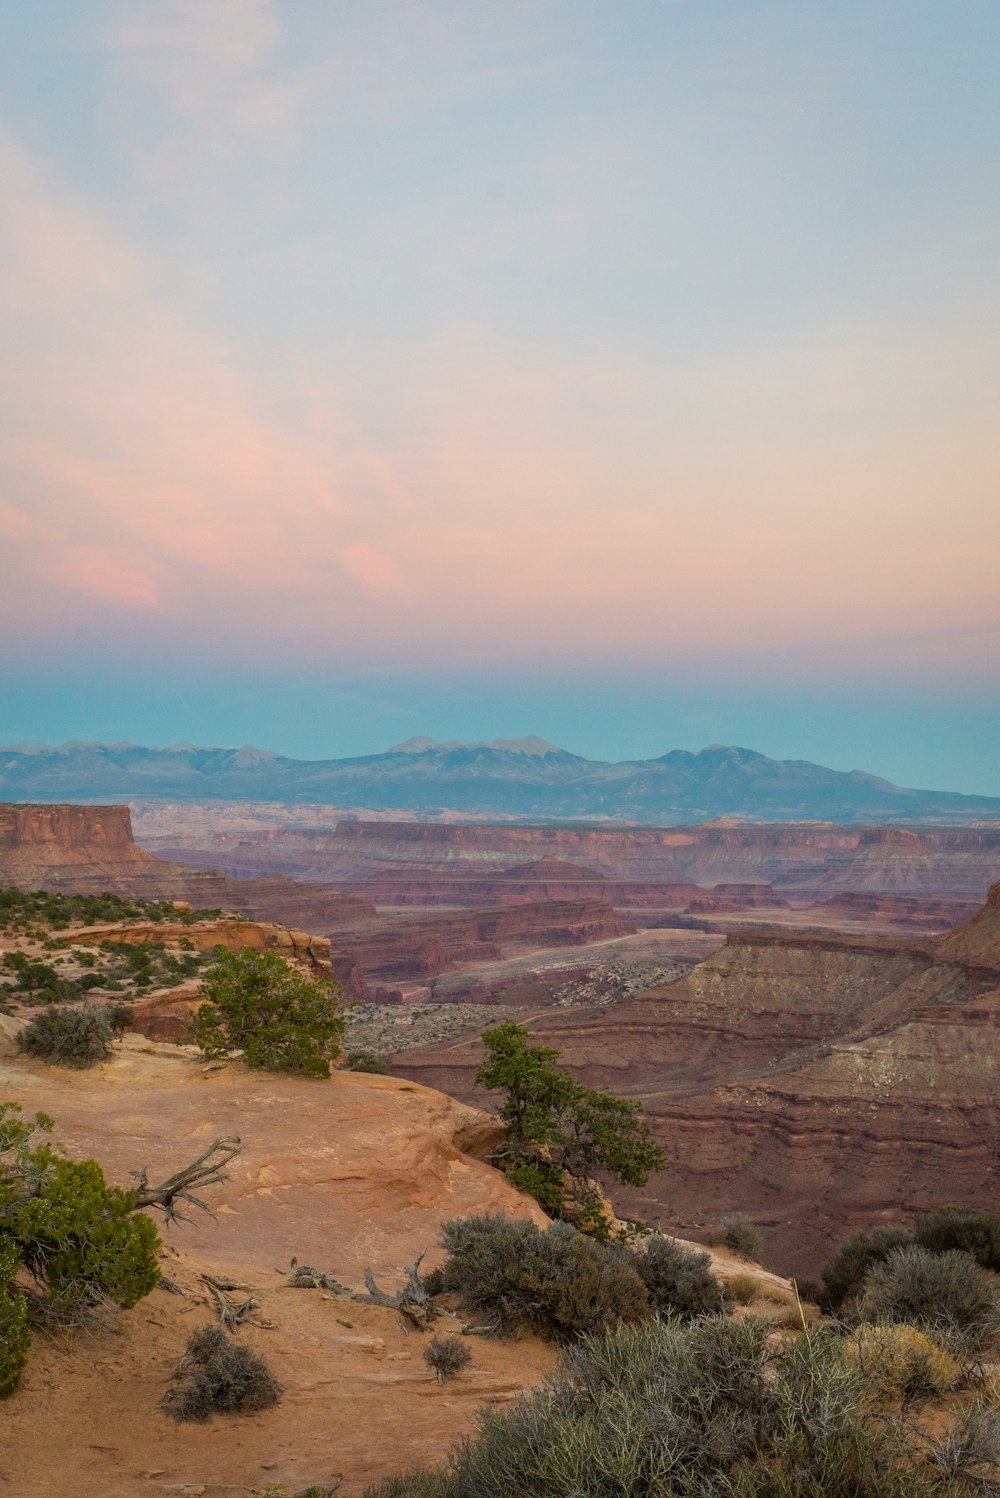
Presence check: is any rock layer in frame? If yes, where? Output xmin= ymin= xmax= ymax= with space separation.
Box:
xmin=155 ymin=818 xmax=1000 ymax=899
xmin=395 ymin=884 xmax=1000 ymax=1276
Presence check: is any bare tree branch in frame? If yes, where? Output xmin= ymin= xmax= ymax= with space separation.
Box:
xmin=351 ymin=1252 xmax=440 ymax=1330
xmin=131 ymin=1136 xmax=241 ymax=1226
xmin=200 ymin=1275 xmax=272 ymax=1331
xmin=285 ymin=1261 xmax=351 ymax=1295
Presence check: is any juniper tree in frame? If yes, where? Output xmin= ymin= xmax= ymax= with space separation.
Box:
xmin=475 ymin=1022 xmax=664 ymax=1221
xmin=190 ymin=948 xmax=344 ymax=1078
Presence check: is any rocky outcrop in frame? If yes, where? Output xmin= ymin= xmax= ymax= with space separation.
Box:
xmin=1 ymin=801 xmax=133 ymax=849
xmin=687 ymin=883 xmax=788 ymax=913
xmin=0 ymin=802 xmax=158 ymax=879
xmin=0 ymin=1041 xmax=555 ymax=1497
xmin=69 ymin=916 xmax=334 ymax=978
xmin=805 ymin=892 xmax=980 ymax=931
xmin=933 ymin=877 xmax=1000 ymax=964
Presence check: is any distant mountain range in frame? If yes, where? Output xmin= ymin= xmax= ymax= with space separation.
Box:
xmin=1 ymin=738 xmax=998 ymax=823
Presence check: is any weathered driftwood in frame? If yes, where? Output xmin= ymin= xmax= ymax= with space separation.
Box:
xmin=351 ymin=1252 xmax=441 ymax=1330
xmin=157 ymin=1277 xmax=189 ymax=1298
xmin=132 ymin=1137 xmax=242 ymax=1225
xmin=285 ymin=1261 xmax=351 ymax=1296
xmin=200 ymin=1274 xmax=272 ymax=1331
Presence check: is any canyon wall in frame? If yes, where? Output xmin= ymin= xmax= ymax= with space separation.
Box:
xmin=0 ymin=802 xmax=155 ymax=872
xmin=0 ymin=804 xmax=639 ymax=1000
xmin=395 ymin=883 xmax=1000 ymax=1275
xmin=329 ymin=899 xmax=635 ymax=990
xmin=151 ymin=818 xmax=1000 ymax=900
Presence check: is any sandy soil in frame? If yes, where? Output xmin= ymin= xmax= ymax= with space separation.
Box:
xmin=0 ymin=1040 xmax=556 ymax=1497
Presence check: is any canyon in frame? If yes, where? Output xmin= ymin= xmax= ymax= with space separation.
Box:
xmin=0 ymin=895 xmax=795 ymax=1498
xmin=140 ymin=812 xmax=1000 ymax=901
xmin=395 ymin=884 xmax=1000 ymax=1277
xmin=4 ymin=799 xmax=1000 ymax=1285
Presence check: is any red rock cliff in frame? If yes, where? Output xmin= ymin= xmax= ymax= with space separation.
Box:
xmin=0 ymin=803 xmax=145 ymax=856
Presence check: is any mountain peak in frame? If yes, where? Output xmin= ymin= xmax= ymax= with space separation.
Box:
xmin=390 ymin=736 xmax=448 ymax=754
xmin=389 ymin=735 xmax=564 ymax=757
xmin=486 ymin=736 xmax=563 ymax=756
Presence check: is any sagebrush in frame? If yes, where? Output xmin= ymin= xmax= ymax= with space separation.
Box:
xmin=860 ymin=1245 xmax=1000 ymax=1353
xmin=423 ymin=1334 xmax=472 ymax=1383
xmin=436 ymin=1213 xmax=648 ymax=1341
xmin=166 ymin=1324 xmax=282 ymax=1421
xmin=17 ymin=1004 xmax=113 ymax=1068
xmin=365 ymin=1315 xmax=1000 ymax=1497
xmin=820 ymin=1224 xmax=914 ymax=1310
xmin=634 ymin=1234 xmax=729 ymax=1319
xmin=345 ymin=1048 xmax=391 ymax=1075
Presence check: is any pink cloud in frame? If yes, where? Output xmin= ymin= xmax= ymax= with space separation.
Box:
xmin=337 ymin=543 xmax=406 ymax=600
xmin=47 ymin=545 xmax=162 ymax=610
xmin=0 ymin=129 xmax=997 ymax=688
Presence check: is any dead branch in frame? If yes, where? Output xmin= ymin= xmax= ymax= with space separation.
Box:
xmin=131 ymin=1136 xmax=241 ymax=1226
xmin=351 ymin=1252 xmax=440 ymax=1330
xmin=157 ymin=1277 xmax=189 ymax=1298
xmin=200 ymin=1275 xmax=273 ymax=1331
xmin=285 ymin=1261 xmax=351 ymax=1296
xmin=202 ymin=1273 xmax=252 ymax=1292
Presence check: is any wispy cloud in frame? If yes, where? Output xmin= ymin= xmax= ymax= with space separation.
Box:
xmin=104 ymin=0 xmax=302 ymax=135
xmin=2 ymin=120 xmax=997 ymax=684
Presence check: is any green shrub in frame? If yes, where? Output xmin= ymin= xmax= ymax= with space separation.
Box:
xmin=915 ymin=1208 xmax=1000 ymax=1273
xmin=17 ymin=1005 xmax=113 ymax=1068
xmin=634 ymin=1234 xmax=730 ymax=1319
xmin=713 ymin=1215 xmax=762 ymax=1259
xmin=0 ymin=1101 xmax=161 ymax=1387
xmin=423 ymin=1334 xmax=472 ymax=1383
xmin=365 ymin=1316 xmax=983 ymax=1498
xmin=437 ymin=1213 xmax=648 ymax=1342
xmin=166 ymin=1324 xmax=282 ymax=1421
xmin=105 ymin=1002 xmax=134 ymax=1039
xmin=1 ymin=952 xmax=83 ymax=1004
xmin=820 ymin=1224 xmax=914 ymax=1310
xmin=860 ymin=1246 xmax=1000 ymax=1353
xmin=9 ymin=1155 xmax=160 ymax=1311
xmin=0 ymin=1237 xmax=30 ymax=1398
xmin=345 ymin=1048 xmax=391 ymax=1075
xmin=190 ymin=949 xmax=344 ymax=1078
xmin=0 ymin=888 xmax=223 ymax=931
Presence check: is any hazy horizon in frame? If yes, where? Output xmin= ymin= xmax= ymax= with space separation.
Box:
xmin=2 ymin=4 xmax=997 ymax=794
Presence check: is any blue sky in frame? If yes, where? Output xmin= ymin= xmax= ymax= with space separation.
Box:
xmin=0 ymin=3 xmax=998 ymax=793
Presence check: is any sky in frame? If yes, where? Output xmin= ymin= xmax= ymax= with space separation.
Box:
xmin=1 ymin=1 xmax=998 ymax=793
